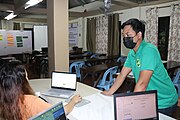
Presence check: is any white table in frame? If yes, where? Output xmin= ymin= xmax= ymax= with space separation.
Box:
xmin=28 ymin=79 xmax=176 ymax=120
xmin=29 ymin=79 xmax=100 ymax=104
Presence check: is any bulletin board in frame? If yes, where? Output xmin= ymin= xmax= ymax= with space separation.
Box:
xmin=0 ymin=30 xmax=32 ymax=56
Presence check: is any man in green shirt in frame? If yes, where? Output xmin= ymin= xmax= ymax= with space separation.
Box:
xmin=102 ymin=18 xmax=178 ymax=116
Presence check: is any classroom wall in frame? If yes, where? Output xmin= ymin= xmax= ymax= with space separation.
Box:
xmin=118 ymin=7 xmax=140 ymax=55
xmin=82 ymin=1 xmax=179 ymax=56
xmin=0 ymin=1 xmax=178 ymax=56
xmin=1 ymin=20 xmax=13 ymax=30
xmin=0 ymin=20 xmax=47 ymax=30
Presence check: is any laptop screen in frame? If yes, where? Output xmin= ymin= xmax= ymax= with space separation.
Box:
xmin=29 ymin=102 xmax=67 ymax=120
xmin=114 ymin=90 xmax=159 ymax=120
xmin=51 ymin=72 xmax=76 ymax=90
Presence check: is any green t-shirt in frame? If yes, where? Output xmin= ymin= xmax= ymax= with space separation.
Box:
xmin=124 ymin=40 xmax=178 ymax=109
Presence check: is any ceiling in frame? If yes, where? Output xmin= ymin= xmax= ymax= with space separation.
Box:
xmin=0 ymin=0 xmax=178 ymax=21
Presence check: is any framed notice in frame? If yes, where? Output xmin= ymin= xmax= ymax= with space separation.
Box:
xmin=69 ymin=22 xmax=78 ymax=45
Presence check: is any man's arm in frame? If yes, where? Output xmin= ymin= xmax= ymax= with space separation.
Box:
xmin=101 ymin=66 xmax=132 ymax=95
xmin=134 ymin=70 xmax=153 ymax=92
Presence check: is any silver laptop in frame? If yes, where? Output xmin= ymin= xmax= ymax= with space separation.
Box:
xmin=29 ymin=102 xmax=67 ymax=120
xmin=42 ymin=71 xmax=77 ymax=99
xmin=114 ymin=90 xmax=159 ymax=120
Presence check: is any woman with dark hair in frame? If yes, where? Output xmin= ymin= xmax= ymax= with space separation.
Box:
xmin=0 ymin=61 xmax=82 ymax=120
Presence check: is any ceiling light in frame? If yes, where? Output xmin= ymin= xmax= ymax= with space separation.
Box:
xmin=4 ymin=12 xmax=17 ymax=20
xmin=25 ymin=0 xmax=43 ymax=9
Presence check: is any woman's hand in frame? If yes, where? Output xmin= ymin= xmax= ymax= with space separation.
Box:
xmin=71 ymin=94 xmax=82 ymax=104
xmin=64 ymin=94 xmax=82 ymax=115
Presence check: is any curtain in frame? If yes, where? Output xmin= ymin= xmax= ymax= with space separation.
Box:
xmin=146 ymin=7 xmax=158 ymax=46
xmin=168 ymin=4 xmax=180 ymax=62
xmin=86 ymin=18 xmax=96 ymax=53
xmin=96 ymin=15 xmax=108 ymax=54
xmin=108 ymin=13 xmax=119 ymax=56
xmin=13 ymin=22 xmax=20 ymax=30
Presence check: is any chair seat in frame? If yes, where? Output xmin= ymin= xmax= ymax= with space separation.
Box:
xmin=97 ymin=81 xmax=114 ymax=90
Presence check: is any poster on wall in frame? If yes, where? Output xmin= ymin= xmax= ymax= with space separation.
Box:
xmin=69 ymin=22 xmax=78 ymax=45
xmin=0 ymin=30 xmax=32 ymax=56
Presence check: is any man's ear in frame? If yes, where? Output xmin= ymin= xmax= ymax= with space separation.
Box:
xmin=137 ymin=32 xmax=142 ymax=39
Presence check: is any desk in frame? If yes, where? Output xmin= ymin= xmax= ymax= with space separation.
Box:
xmin=28 ymin=79 xmax=175 ymax=120
xmin=1 ymin=56 xmax=16 ymax=61
xmin=70 ymin=55 xmax=119 ymax=65
xmin=69 ymin=54 xmax=91 ymax=60
xmin=28 ymin=79 xmax=100 ymax=104
xmin=80 ymin=62 xmax=122 ymax=86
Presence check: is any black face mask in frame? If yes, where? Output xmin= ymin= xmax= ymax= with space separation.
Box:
xmin=123 ymin=37 xmax=137 ymax=49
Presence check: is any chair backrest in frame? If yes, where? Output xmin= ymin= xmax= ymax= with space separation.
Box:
xmin=69 ymin=61 xmax=86 ymax=78
xmin=83 ymin=51 xmax=93 ymax=56
xmin=117 ymin=56 xmax=127 ymax=63
xmin=90 ymin=54 xmax=99 ymax=59
xmin=173 ymin=69 xmax=180 ymax=84
xmin=98 ymin=66 xmax=119 ymax=86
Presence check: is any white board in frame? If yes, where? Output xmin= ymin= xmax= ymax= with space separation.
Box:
xmin=34 ymin=25 xmax=48 ymax=51
xmin=0 ymin=30 xmax=32 ymax=56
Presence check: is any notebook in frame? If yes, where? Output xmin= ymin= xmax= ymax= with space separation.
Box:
xmin=42 ymin=71 xmax=77 ymax=99
xmin=29 ymin=102 xmax=67 ymax=120
xmin=114 ymin=90 xmax=159 ymax=120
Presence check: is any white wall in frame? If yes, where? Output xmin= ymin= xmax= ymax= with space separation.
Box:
xmin=1 ymin=1 xmax=178 ymax=55
xmin=1 ymin=20 xmax=13 ymax=30
xmin=0 ymin=20 xmax=47 ymax=30
xmin=82 ymin=1 xmax=179 ymax=56
xmin=140 ymin=1 xmax=177 ymax=21
xmin=118 ymin=7 xmax=140 ymax=56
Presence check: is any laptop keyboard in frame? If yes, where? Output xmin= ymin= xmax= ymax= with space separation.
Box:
xmin=42 ymin=88 xmax=75 ymax=98
xmin=48 ymin=89 xmax=73 ymax=94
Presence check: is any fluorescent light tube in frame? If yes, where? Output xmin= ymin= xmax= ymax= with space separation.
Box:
xmin=25 ymin=0 xmax=43 ymax=9
xmin=4 ymin=12 xmax=17 ymax=20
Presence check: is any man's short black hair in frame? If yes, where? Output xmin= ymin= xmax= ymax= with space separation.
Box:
xmin=121 ymin=18 xmax=145 ymax=39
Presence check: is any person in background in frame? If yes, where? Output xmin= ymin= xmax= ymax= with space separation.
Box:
xmin=0 ymin=61 xmax=82 ymax=120
xmin=102 ymin=18 xmax=178 ymax=116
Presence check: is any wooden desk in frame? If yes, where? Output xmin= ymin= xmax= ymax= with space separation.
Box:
xmin=69 ymin=53 xmax=106 ymax=60
xmin=80 ymin=62 xmax=122 ymax=86
xmin=70 ymin=55 xmax=119 ymax=65
xmin=1 ymin=56 xmax=16 ymax=61
xmin=69 ymin=54 xmax=91 ymax=60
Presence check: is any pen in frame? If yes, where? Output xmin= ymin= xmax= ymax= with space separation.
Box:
xmin=39 ymin=96 xmax=49 ymax=103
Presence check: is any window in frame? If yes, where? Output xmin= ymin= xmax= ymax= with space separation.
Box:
xmin=158 ymin=16 xmax=170 ymax=61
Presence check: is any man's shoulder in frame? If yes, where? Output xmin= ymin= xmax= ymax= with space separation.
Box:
xmin=142 ymin=42 xmax=158 ymax=53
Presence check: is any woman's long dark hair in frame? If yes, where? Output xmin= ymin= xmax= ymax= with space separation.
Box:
xmin=0 ymin=61 xmax=35 ymax=120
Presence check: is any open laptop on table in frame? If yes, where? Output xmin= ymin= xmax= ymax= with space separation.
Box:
xmin=114 ymin=90 xmax=159 ymax=120
xmin=42 ymin=71 xmax=77 ymax=99
xmin=29 ymin=102 xmax=68 ymax=120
